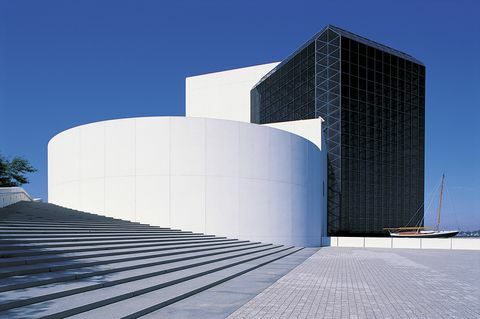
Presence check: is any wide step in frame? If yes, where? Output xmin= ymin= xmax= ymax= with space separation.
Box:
xmin=71 ymin=248 xmax=302 ymax=319
xmin=0 ymin=201 xmax=305 ymax=318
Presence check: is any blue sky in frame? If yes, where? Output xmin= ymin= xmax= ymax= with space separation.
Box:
xmin=1 ymin=0 xmax=479 ymax=230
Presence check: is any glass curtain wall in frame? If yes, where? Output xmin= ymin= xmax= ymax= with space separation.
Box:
xmin=339 ymin=36 xmax=425 ymax=235
xmin=251 ymin=26 xmax=425 ymax=236
xmin=251 ymin=42 xmax=315 ymax=124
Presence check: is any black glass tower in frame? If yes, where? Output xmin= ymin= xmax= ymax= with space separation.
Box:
xmin=251 ymin=25 xmax=425 ymax=236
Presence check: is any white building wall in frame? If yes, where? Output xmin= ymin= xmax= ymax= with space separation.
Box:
xmin=325 ymin=236 xmax=480 ymax=250
xmin=186 ymin=62 xmax=279 ymax=122
xmin=48 ymin=117 xmax=325 ymax=247
xmin=264 ymin=119 xmax=328 ymax=236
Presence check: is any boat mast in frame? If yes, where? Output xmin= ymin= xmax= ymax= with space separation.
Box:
xmin=437 ymin=174 xmax=445 ymax=231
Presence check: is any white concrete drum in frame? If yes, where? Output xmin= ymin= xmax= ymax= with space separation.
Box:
xmin=48 ymin=116 xmax=324 ymax=246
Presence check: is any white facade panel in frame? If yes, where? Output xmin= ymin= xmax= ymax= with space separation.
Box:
xmin=170 ymin=175 xmax=206 ymax=234
xmin=265 ymin=118 xmax=324 ymax=150
xmin=59 ymin=181 xmax=80 ymax=210
xmin=186 ymin=63 xmax=279 ymax=123
xmin=79 ymin=122 xmax=104 ymax=180
xmin=269 ymin=181 xmax=293 ymax=240
xmin=421 ymin=238 xmax=451 ymax=249
xmin=268 ymin=130 xmax=292 ymax=184
xmin=135 ymin=117 xmax=170 ymax=176
xmin=324 ymin=237 xmax=480 ymax=251
xmin=170 ymin=117 xmax=206 ymax=176
xmin=135 ymin=175 xmax=170 ymax=227
xmin=364 ymin=237 xmax=393 ymax=248
xmin=206 ymin=120 xmax=239 ymax=177
xmin=48 ymin=117 xmax=326 ymax=247
xmin=266 ymin=119 xmax=327 ymax=236
xmin=105 ymin=119 xmax=135 ymax=177
xmin=392 ymin=238 xmax=422 ymax=249
xmin=451 ymin=238 xmax=480 ymax=250
xmin=337 ymin=236 xmax=365 ymax=247
xmin=79 ymin=178 xmax=104 ymax=214
xmin=238 ymin=124 xmax=270 ymax=180
xmin=238 ymin=178 xmax=271 ymax=240
xmin=105 ymin=176 xmax=135 ymax=221
xmin=291 ymin=185 xmax=309 ymax=246
xmin=291 ymin=138 xmax=309 ymax=186
xmin=206 ymin=176 xmax=240 ymax=239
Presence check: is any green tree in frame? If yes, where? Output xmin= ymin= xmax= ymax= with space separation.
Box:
xmin=0 ymin=154 xmax=37 ymax=187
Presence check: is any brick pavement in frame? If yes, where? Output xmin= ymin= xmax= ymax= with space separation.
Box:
xmin=228 ymin=247 xmax=480 ymax=319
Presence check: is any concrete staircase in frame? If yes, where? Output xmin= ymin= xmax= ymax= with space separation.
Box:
xmin=0 ymin=201 xmax=302 ymax=318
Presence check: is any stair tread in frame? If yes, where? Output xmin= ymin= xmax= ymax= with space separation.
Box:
xmin=0 ymin=237 xmax=226 ymax=251
xmin=69 ymin=247 xmax=302 ymax=319
xmin=0 ymin=234 xmax=212 ymax=244
xmin=0 ymin=243 xmax=270 ymax=292
xmin=0 ymin=244 xmax=278 ymax=308
xmin=0 ymin=241 xmax=255 ymax=277
xmin=0 ymin=202 xmax=304 ymax=318
xmin=0 ymin=247 xmax=296 ymax=318
xmin=0 ymin=238 xmax=233 ymax=261
xmin=0 ymin=240 xmax=248 ymax=266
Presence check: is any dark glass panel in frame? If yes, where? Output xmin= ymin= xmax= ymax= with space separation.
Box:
xmin=337 ymin=37 xmax=424 ymax=236
xmin=251 ymin=28 xmax=424 ymax=237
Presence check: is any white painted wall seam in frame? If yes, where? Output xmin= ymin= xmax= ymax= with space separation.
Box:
xmin=204 ymin=118 xmax=207 ymax=234
xmin=168 ymin=117 xmax=172 ymax=227
xmin=134 ymin=119 xmax=137 ymax=222
xmin=103 ymin=123 xmax=106 ymax=215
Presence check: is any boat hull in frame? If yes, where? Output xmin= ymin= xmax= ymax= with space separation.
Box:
xmin=389 ymin=230 xmax=459 ymax=238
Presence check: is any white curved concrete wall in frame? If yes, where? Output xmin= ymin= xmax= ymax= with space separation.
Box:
xmin=265 ymin=119 xmax=328 ymax=236
xmin=48 ymin=117 xmax=324 ymax=246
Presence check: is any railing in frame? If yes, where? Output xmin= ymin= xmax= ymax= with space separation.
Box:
xmin=0 ymin=187 xmax=34 ymax=208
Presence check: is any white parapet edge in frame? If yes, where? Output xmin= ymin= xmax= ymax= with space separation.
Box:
xmin=0 ymin=187 xmax=33 ymax=208
xmin=324 ymin=236 xmax=480 ymax=251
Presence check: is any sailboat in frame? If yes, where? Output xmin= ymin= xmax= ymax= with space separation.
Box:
xmin=385 ymin=174 xmax=459 ymax=238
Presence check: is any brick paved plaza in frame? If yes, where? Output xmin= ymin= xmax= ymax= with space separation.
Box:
xmin=228 ymin=247 xmax=480 ymax=319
